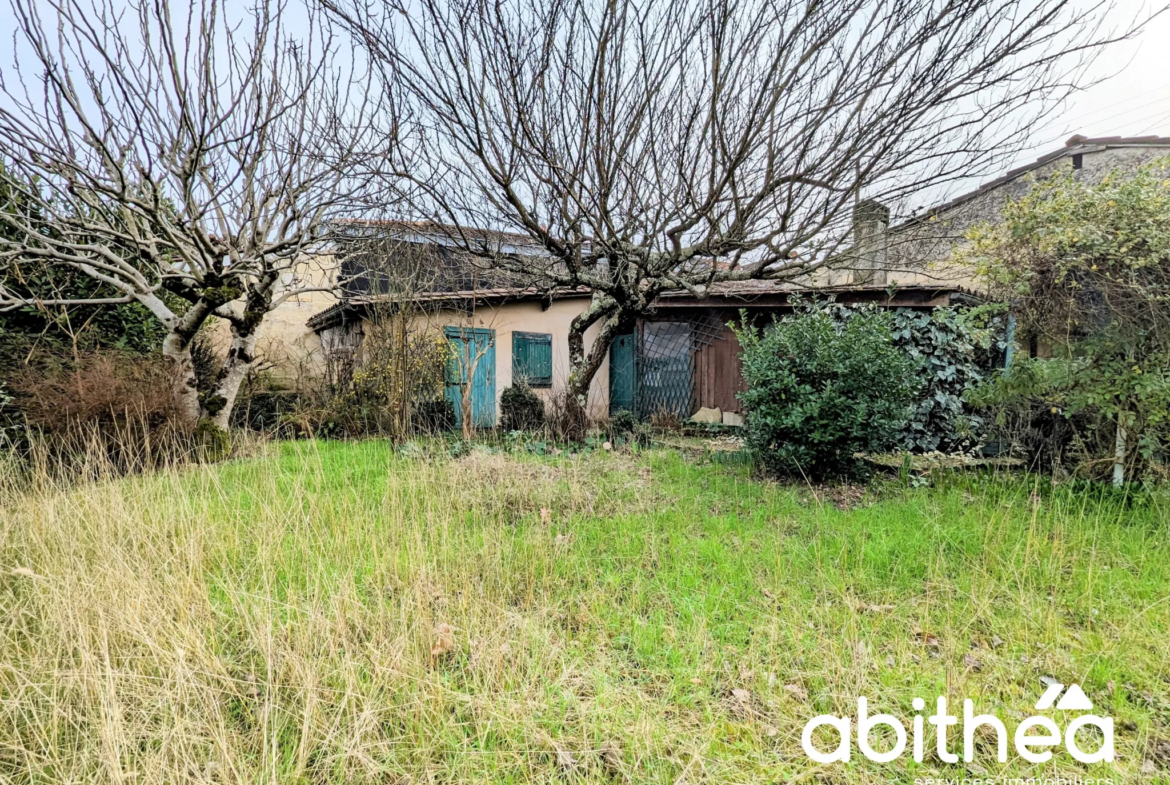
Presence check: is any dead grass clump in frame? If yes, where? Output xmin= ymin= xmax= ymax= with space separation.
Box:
xmin=14 ymin=350 xmax=184 ymax=431
xmin=8 ymin=350 xmax=197 ymax=475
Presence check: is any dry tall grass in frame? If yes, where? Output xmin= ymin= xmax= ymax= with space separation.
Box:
xmin=1 ymin=439 xmax=1167 ymax=783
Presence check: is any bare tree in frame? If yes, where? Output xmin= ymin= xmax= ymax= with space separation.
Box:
xmin=325 ymin=0 xmax=1142 ymax=418
xmin=0 ymin=0 xmax=395 ymax=430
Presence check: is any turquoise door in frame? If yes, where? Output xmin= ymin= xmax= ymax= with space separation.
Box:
xmin=609 ymin=333 xmax=636 ymax=415
xmin=444 ymin=327 xmax=496 ymax=428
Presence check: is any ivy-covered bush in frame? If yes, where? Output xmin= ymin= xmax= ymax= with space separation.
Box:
xmin=735 ymin=303 xmax=915 ymax=478
xmin=889 ymin=307 xmax=1005 ymax=453
xmin=500 ymin=383 xmax=545 ymax=431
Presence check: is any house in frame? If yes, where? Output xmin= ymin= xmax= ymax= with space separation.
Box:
xmin=259 ymin=135 xmax=1170 ymax=428
xmin=301 ymin=223 xmax=974 ymax=428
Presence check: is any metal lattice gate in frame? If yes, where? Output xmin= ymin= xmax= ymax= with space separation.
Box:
xmin=630 ymin=314 xmax=728 ymax=421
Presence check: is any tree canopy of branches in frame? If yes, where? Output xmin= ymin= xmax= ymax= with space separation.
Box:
xmin=964 ymin=160 xmax=1170 ymax=482
xmin=0 ymin=0 xmax=392 ymax=430
xmin=325 ymin=0 xmax=1133 ymax=413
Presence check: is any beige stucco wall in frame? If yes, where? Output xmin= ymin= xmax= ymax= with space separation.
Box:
xmin=207 ymin=253 xmax=340 ymax=387
xmin=408 ymin=297 xmax=611 ymax=423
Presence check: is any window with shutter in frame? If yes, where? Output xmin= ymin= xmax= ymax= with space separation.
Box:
xmin=512 ymin=332 xmax=553 ymax=387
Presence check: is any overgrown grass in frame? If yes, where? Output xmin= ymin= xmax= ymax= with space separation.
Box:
xmin=1 ymin=439 xmax=1168 ymax=783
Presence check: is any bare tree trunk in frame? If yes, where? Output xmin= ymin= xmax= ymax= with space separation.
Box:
xmin=564 ymin=300 xmax=625 ymax=430
xmin=161 ymin=333 xmax=202 ymax=427
xmin=209 ymin=326 xmax=262 ymax=430
xmin=1112 ymin=410 xmax=1128 ymax=488
xmin=158 ymin=299 xmax=218 ymax=429
xmin=461 ymin=376 xmax=475 ymax=441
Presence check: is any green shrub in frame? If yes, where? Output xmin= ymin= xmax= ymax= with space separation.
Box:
xmin=500 ymin=383 xmax=545 ymax=431
xmin=959 ymin=160 xmax=1170 ymax=482
xmin=735 ymin=303 xmax=916 ymax=478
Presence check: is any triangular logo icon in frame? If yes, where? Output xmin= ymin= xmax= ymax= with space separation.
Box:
xmin=1035 ymin=682 xmax=1064 ymax=710
xmin=1055 ymin=684 xmax=1093 ymax=711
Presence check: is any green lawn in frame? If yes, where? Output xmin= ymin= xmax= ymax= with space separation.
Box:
xmin=2 ymin=439 xmax=1168 ymax=782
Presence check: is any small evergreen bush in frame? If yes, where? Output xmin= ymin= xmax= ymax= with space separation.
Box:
xmin=500 ymin=383 xmax=545 ymax=431
xmin=735 ymin=303 xmax=916 ymax=478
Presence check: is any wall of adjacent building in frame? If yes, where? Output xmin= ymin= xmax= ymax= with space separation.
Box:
xmin=814 ymin=142 xmax=1170 ymax=292
xmin=207 ymin=253 xmax=340 ymax=388
xmin=880 ymin=143 xmax=1170 ymax=290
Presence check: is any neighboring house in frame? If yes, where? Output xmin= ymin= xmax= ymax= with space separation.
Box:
xmin=833 ymin=135 xmax=1170 ymax=289
xmin=263 ymin=135 xmax=1170 ymax=427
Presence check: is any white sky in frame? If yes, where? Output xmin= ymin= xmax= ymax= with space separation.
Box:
xmin=999 ymin=0 xmax=1170 ymax=169
xmin=2 ymin=0 xmax=1168 ymax=206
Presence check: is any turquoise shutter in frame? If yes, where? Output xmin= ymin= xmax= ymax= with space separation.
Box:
xmin=513 ymin=332 xmax=553 ymax=387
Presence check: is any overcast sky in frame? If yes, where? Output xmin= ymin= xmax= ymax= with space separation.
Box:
xmin=2 ymin=0 xmax=1167 ymax=204
xmin=1002 ymin=0 xmax=1170 ymax=167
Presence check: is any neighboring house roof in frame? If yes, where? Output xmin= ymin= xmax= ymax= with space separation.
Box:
xmin=894 ymin=135 xmax=1170 ymax=232
xmin=307 ymin=285 xmax=593 ymax=331
xmin=334 ymin=218 xmax=545 ymax=252
xmin=332 ymin=219 xmax=551 ymax=298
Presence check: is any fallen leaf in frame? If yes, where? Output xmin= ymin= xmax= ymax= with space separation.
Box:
xmin=539 ymin=508 xmax=552 ymax=526
xmin=555 ymin=748 xmax=577 ymax=772
xmin=1141 ymin=759 xmax=1157 ymax=776
xmin=729 ymin=688 xmax=753 ymax=717
xmin=598 ymin=741 xmax=622 ymax=772
xmin=990 ymin=635 xmax=1004 ymax=650
xmin=430 ymin=623 xmax=455 ymax=657
xmin=1040 ymin=675 xmax=1060 ymax=689
xmin=909 ymin=654 xmax=922 ymax=664
xmin=764 ymin=725 xmax=779 ymax=737
xmin=885 ymin=654 xmax=896 ymax=667
xmin=783 ymin=683 xmax=808 ymax=702
xmin=963 ymin=653 xmax=983 ymax=672
xmin=761 ymin=588 xmax=775 ymax=600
